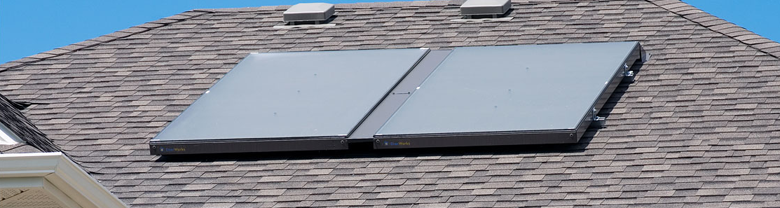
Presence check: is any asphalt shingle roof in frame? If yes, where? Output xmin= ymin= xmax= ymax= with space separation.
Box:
xmin=2 ymin=0 xmax=780 ymax=207
xmin=0 ymin=93 xmax=60 ymax=153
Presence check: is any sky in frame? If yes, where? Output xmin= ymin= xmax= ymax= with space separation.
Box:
xmin=0 ymin=0 xmax=778 ymax=64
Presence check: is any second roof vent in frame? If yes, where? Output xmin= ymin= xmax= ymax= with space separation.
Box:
xmin=283 ymin=3 xmax=336 ymax=24
xmin=460 ymin=0 xmax=511 ymax=18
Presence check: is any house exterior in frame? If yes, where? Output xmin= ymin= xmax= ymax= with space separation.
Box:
xmin=2 ymin=0 xmax=780 ymax=207
xmin=0 ymin=94 xmax=126 ymax=207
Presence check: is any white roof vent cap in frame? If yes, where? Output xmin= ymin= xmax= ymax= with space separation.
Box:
xmin=284 ymin=3 xmax=336 ymax=24
xmin=460 ymin=0 xmax=511 ymax=17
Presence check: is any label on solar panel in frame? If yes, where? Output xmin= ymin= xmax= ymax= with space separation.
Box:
xmin=153 ymin=48 xmax=428 ymax=144
xmin=376 ymin=42 xmax=638 ymax=139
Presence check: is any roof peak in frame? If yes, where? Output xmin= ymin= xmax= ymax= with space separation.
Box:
xmin=2 ymin=0 xmax=779 ymax=72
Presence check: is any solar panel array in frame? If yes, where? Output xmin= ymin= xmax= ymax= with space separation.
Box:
xmin=150 ymin=42 xmax=643 ymax=155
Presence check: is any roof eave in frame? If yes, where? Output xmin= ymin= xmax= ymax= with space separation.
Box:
xmin=0 ymin=152 xmax=127 ymax=208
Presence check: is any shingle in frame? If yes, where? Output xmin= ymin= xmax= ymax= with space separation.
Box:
xmin=1 ymin=0 xmax=780 ymax=207
xmin=0 ymin=94 xmax=58 ymax=153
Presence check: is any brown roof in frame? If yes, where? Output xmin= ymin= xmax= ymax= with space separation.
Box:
xmin=2 ymin=0 xmax=780 ymax=207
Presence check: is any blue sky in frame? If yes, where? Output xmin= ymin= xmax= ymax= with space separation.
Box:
xmin=0 ymin=0 xmax=778 ymax=64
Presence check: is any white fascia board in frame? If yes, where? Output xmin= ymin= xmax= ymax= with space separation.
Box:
xmin=0 ymin=153 xmax=59 ymax=177
xmin=0 ymin=152 xmax=128 ymax=208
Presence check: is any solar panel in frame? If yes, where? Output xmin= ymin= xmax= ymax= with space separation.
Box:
xmin=375 ymin=42 xmax=641 ymax=148
xmin=150 ymin=48 xmax=429 ymax=154
xmin=149 ymin=42 xmax=644 ymax=154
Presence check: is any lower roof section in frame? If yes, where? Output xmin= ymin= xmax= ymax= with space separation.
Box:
xmin=0 ymin=93 xmax=61 ymax=154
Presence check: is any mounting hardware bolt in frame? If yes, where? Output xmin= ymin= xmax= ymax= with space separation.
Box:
xmin=623 ymin=71 xmax=635 ymax=83
xmin=591 ymin=108 xmax=606 ymax=128
xmin=622 ymin=63 xmax=635 ymax=83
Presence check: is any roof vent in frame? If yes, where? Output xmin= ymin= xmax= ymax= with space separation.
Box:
xmin=283 ymin=3 xmax=335 ymax=24
xmin=460 ymin=0 xmax=511 ymax=18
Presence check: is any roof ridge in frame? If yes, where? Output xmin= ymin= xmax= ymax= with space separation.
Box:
xmin=648 ymin=0 xmax=780 ymax=59
xmin=192 ymin=0 xmax=454 ymax=12
xmin=7 ymin=0 xmax=777 ymax=72
xmin=192 ymin=0 xmax=602 ymax=13
xmin=0 ymin=10 xmax=212 ymax=73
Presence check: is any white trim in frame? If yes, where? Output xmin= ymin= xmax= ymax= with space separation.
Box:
xmin=0 ymin=177 xmax=81 ymax=208
xmin=0 ymin=152 xmax=128 ymax=208
xmin=0 ymin=177 xmax=42 ymax=189
xmin=0 ymin=122 xmax=22 ymax=145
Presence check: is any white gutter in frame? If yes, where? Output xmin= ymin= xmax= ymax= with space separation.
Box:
xmin=0 ymin=152 xmax=128 ymax=208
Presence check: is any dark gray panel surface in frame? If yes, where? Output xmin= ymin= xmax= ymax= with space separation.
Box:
xmin=377 ymin=42 xmax=638 ymax=137
xmin=153 ymin=48 xmax=428 ymax=142
xmin=347 ymin=50 xmax=451 ymax=140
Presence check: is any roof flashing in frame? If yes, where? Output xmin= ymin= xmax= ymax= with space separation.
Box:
xmin=283 ymin=3 xmax=336 ymax=24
